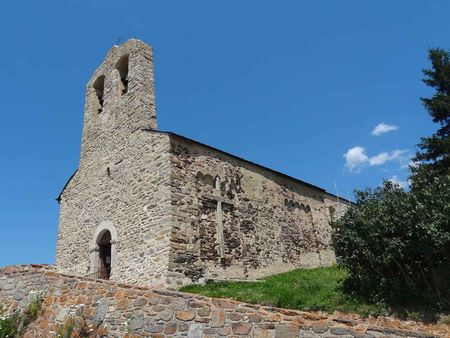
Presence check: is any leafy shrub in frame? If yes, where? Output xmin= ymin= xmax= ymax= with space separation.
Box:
xmin=57 ymin=314 xmax=94 ymax=338
xmin=332 ymin=173 xmax=450 ymax=313
xmin=0 ymin=306 xmax=19 ymax=338
xmin=19 ymin=294 xmax=43 ymax=332
xmin=0 ymin=293 xmax=43 ymax=338
xmin=56 ymin=318 xmax=75 ymax=338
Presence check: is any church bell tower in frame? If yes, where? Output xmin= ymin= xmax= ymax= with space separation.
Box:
xmin=79 ymin=39 xmax=157 ymax=168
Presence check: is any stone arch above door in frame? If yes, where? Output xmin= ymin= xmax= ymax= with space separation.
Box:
xmin=89 ymin=221 xmax=118 ymax=278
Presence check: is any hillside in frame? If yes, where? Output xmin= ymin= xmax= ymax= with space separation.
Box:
xmin=181 ymin=266 xmax=385 ymax=316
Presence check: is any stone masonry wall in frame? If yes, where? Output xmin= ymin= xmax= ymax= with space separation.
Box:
xmin=56 ymin=38 xmax=352 ymax=289
xmin=166 ymin=136 xmax=350 ymax=287
xmin=1 ymin=265 xmax=446 ymax=338
xmin=56 ymin=131 xmax=172 ymax=287
xmin=56 ymin=40 xmax=172 ymax=287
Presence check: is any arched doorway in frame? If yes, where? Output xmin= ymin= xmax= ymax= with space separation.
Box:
xmin=97 ymin=230 xmax=112 ymax=279
xmin=89 ymin=221 xmax=117 ymax=280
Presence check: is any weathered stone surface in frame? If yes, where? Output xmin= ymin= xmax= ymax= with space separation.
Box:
xmin=133 ymin=297 xmax=147 ymax=307
xmin=164 ymin=322 xmax=177 ymax=334
xmin=144 ymin=324 xmax=164 ymax=333
xmin=176 ymin=310 xmax=195 ymax=321
xmin=197 ymin=308 xmax=211 ymax=317
xmin=330 ymin=326 xmax=355 ymax=335
xmin=210 ymin=309 xmax=226 ymax=328
xmin=204 ymin=328 xmax=216 ymax=334
xmin=153 ymin=304 xmax=166 ymax=312
xmin=13 ymin=288 xmax=25 ymax=300
xmin=254 ymin=327 xmax=275 ymax=338
xmin=157 ymin=309 xmax=174 ymax=322
xmin=55 ymin=307 xmax=69 ymax=322
xmin=259 ymin=323 xmax=276 ymax=330
xmin=228 ymin=312 xmax=243 ymax=321
xmin=312 ymin=323 xmax=329 ymax=333
xmin=300 ymin=328 xmax=318 ymax=337
xmin=93 ymin=298 xmax=108 ymax=323
xmin=275 ymin=324 xmax=300 ymax=338
xmin=212 ymin=298 xmax=236 ymax=309
xmin=1 ymin=265 xmax=447 ymax=338
xmin=188 ymin=323 xmax=204 ymax=338
xmin=54 ymin=39 xmax=351 ymax=290
xmin=116 ymin=298 xmax=128 ymax=310
xmin=216 ymin=326 xmax=232 ymax=336
xmin=178 ymin=322 xmax=188 ymax=332
xmin=169 ymin=299 xmax=186 ymax=311
xmin=249 ymin=313 xmax=263 ymax=322
xmin=232 ymin=322 xmax=252 ymax=335
xmin=129 ymin=311 xmax=144 ymax=330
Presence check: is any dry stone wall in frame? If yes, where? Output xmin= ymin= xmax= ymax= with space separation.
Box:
xmin=166 ymin=136 xmax=350 ymax=287
xmin=1 ymin=265 xmax=446 ymax=338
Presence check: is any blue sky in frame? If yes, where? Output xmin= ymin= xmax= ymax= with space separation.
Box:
xmin=0 ymin=1 xmax=448 ymax=266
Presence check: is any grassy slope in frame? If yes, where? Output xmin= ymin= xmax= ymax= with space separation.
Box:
xmin=181 ymin=266 xmax=385 ymax=316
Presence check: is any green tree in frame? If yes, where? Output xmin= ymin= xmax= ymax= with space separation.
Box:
xmin=414 ymin=48 xmax=450 ymax=174
xmin=332 ymin=48 xmax=450 ymax=314
xmin=332 ymin=178 xmax=450 ymax=311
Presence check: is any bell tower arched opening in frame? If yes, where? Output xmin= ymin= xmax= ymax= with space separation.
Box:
xmin=93 ymin=75 xmax=105 ymax=113
xmin=116 ymin=54 xmax=129 ymax=95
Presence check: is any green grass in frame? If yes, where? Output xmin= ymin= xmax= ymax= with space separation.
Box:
xmin=181 ymin=266 xmax=385 ymax=317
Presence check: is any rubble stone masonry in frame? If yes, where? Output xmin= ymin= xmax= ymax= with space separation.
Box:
xmin=55 ymin=39 xmax=350 ymax=288
xmin=166 ymin=135 xmax=347 ymax=286
xmin=1 ymin=266 xmax=447 ymax=338
xmin=56 ymin=40 xmax=171 ymax=287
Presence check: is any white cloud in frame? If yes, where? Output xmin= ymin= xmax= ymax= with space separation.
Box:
xmin=390 ymin=149 xmax=408 ymax=159
xmin=371 ymin=123 xmax=398 ymax=136
xmin=390 ymin=150 xmax=411 ymax=168
xmin=369 ymin=152 xmax=390 ymax=166
xmin=344 ymin=146 xmax=369 ymax=173
xmin=344 ymin=147 xmax=411 ymax=173
xmin=388 ymin=175 xmax=409 ymax=189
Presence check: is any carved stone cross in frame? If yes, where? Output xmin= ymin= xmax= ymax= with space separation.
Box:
xmin=202 ymin=177 xmax=235 ymax=259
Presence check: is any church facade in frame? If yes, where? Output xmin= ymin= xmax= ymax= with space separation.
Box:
xmin=55 ymin=39 xmax=350 ymax=289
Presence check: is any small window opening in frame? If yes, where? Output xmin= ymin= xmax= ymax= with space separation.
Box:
xmin=93 ymin=75 xmax=105 ymax=113
xmin=107 ymin=167 xmax=111 ymax=178
xmin=116 ymin=55 xmax=129 ymax=95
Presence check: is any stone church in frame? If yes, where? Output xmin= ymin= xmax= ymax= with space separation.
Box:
xmin=55 ymin=39 xmax=350 ymax=289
